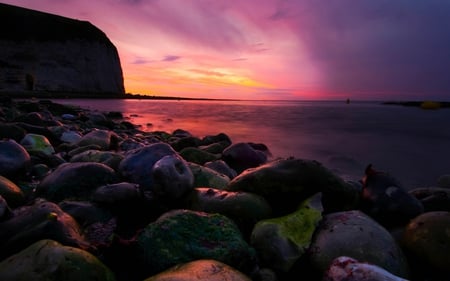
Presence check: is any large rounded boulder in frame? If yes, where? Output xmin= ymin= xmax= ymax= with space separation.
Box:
xmin=309 ymin=210 xmax=409 ymax=278
xmin=222 ymin=142 xmax=269 ymax=174
xmin=0 ymin=239 xmax=115 ymax=281
xmin=0 ymin=139 xmax=31 ymax=177
xmin=136 ymin=209 xmax=257 ymax=276
xmin=36 ymin=162 xmax=119 ymax=202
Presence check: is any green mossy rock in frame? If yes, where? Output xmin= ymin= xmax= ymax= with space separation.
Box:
xmin=0 ymin=239 xmax=115 ymax=281
xmin=189 ymin=162 xmax=230 ymax=189
xmin=0 ymin=175 xmax=25 ymax=207
xmin=144 ymin=259 xmax=251 ymax=281
xmin=137 ymin=209 xmax=256 ymax=275
xmin=250 ymin=195 xmax=323 ymax=272
xmin=20 ymin=133 xmax=55 ymax=155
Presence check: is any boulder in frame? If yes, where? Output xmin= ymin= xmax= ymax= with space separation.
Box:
xmin=137 ymin=209 xmax=257 ymax=276
xmin=36 ymin=162 xmax=119 ymax=202
xmin=70 ymin=150 xmax=124 ymax=170
xmin=222 ymin=142 xmax=269 ymax=174
xmin=76 ymin=129 xmax=119 ymax=150
xmin=0 ymin=195 xmax=12 ymax=221
xmin=0 ymin=139 xmax=30 ymax=177
xmin=250 ymin=195 xmax=322 ymax=272
xmin=92 ymin=182 xmax=141 ymax=205
xmin=409 ymin=187 xmax=450 ymax=212
xmin=189 ymin=162 xmax=230 ymax=189
xmin=180 ymin=147 xmax=220 ymax=165
xmin=144 ymin=259 xmax=251 ymax=281
xmin=0 ymin=123 xmax=26 ymax=142
xmin=309 ymin=210 xmax=409 ymax=278
xmin=20 ymin=133 xmax=55 ymax=156
xmin=0 ymin=239 xmax=115 ymax=281
xmin=205 ymin=159 xmax=237 ymax=179
xmin=60 ymin=130 xmax=83 ymax=144
xmin=0 ymin=175 xmax=25 ymax=207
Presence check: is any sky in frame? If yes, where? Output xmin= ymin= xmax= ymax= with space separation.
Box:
xmin=3 ymin=0 xmax=450 ymax=100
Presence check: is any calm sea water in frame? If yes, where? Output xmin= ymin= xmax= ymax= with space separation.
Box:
xmin=54 ymin=99 xmax=450 ymax=189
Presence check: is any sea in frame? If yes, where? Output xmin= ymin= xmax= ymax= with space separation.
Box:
xmin=53 ymin=98 xmax=450 ymax=189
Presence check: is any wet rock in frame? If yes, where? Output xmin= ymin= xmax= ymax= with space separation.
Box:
xmin=70 ymin=150 xmax=124 ymax=170
xmin=186 ymin=187 xmax=272 ymax=234
xmin=309 ymin=210 xmax=409 ymax=278
xmin=361 ymin=165 xmax=424 ymax=227
xmin=118 ymin=138 xmax=145 ymax=151
xmin=172 ymin=129 xmax=193 ymax=138
xmin=222 ymin=142 xmax=269 ymax=174
xmin=137 ymin=209 xmax=257 ymax=276
xmin=201 ymin=133 xmax=232 ymax=146
xmin=59 ymin=200 xmax=114 ymax=228
xmin=180 ymin=146 xmax=220 ymax=165
xmin=250 ymin=195 xmax=322 ymax=272
xmin=36 ymin=162 xmax=119 ymax=202
xmin=0 ymin=199 xmax=89 ymax=260
xmin=0 ymin=123 xmax=26 ymax=142
xmin=199 ymin=140 xmax=230 ymax=154
xmin=20 ymin=133 xmax=55 ymax=156
xmin=409 ymin=187 xmax=450 ymax=212
xmin=151 ymin=154 xmax=194 ymax=200
xmin=87 ymin=112 xmax=114 ymax=128
xmin=0 ymin=239 xmax=115 ymax=281
xmin=189 ymin=162 xmax=230 ymax=189
xmin=118 ymin=142 xmax=177 ymax=190
xmin=323 ymin=256 xmax=409 ymax=281
xmin=61 ymin=130 xmax=83 ymax=144
xmin=92 ymin=182 xmax=141 ymax=205
xmin=144 ymin=259 xmax=252 ymax=281
xmin=205 ymin=159 xmax=238 ymax=179
xmin=0 ymin=139 xmax=31 ymax=177
xmin=170 ymin=136 xmax=202 ymax=151
xmin=227 ymin=158 xmax=353 ymax=215
xmin=0 ymin=175 xmax=25 ymax=207
xmin=77 ymin=129 xmax=120 ymax=150
xmin=401 ymin=211 xmax=450 ymax=276
xmin=14 ymin=111 xmax=47 ymax=126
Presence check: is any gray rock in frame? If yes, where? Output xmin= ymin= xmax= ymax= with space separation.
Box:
xmin=60 ymin=130 xmax=82 ymax=143
xmin=222 ymin=142 xmax=269 ymax=174
xmin=77 ymin=129 xmax=119 ymax=150
xmin=0 ymin=139 xmax=30 ymax=177
xmin=118 ymin=143 xmax=177 ymax=190
xmin=36 ymin=162 xmax=119 ymax=202
xmin=152 ymin=154 xmax=194 ymax=199
xmin=189 ymin=162 xmax=230 ymax=189
xmin=309 ymin=210 xmax=409 ymax=278
xmin=20 ymin=133 xmax=55 ymax=155
xmin=205 ymin=160 xmax=237 ymax=179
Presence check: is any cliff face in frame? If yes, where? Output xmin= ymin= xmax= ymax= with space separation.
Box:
xmin=0 ymin=3 xmax=125 ymax=95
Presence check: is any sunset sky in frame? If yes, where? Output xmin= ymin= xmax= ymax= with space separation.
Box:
xmin=3 ymin=0 xmax=450 ymax=100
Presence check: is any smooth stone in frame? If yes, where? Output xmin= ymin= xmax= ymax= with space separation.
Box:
xmin=61 ymin=130 xmax=83 ymax=143
xmin=437 ymin=174 xmax=450 ymax=188
xmin=118 ymin=142 xmax=177 ymax=190
xmin=361 ymin=165 xmax=424 ymax=227
xmin=68 ymin=144 xmax=103 ymax=158
xmin=186 ymin=187 xmax=272 ymax=226
xmin=401 ymin=211 xmax=450 ymax=275
xmin=144 ymin=259 xmax=252 ymax=281
xmin=205 ymin=159 xmax=238 ymax=179
xmin=0 ymin=198 xmax=89 ymax=260
xmin=29 ymin=163 xmax=51 ymax=180
xmin=323 ymin=256 xmax=409 ymax=281
xmin=14 ymin=111 xmax=46 ymax=126
xmin=226 ymin=158 xmax=353 ymax=215
xmin=0 ymin=195 xmax=12 ymax=221
xmin=172 ymin=129 xmax=193 ymax=138
xmin=137 ymin=209 xmax=257 ymax=276
xmin=118 ymin=138 xmax=145 ymax=151
xmin=222 ymin=142 xmax=269 ymax=174
xmin=309 ymin=210 xmax=409 ymax=278
xmin=170 ymin=136 xmax=202 ymax=151
xmin=20 ymin=133 xmax=55 ymax=156
xmin=92 ymin=182 xmax=141 ymax=205
xmin=250 ymin=195 xmax=322 ymax=272
xmin=59 ymin=200 xmax=114 ymax=227
xmin=189 ymin=162 xmax=230 ymax=189
xmin=151 ymin=154 xmax=194 ymax=199
xmin=0 ymin=239 xmax=115 ymax=281
xmin=77 ymin=129 xmax=119 ymax=150
xmin=36 ymin=162 xmax=119 ymax=202
xmin=409 ymin=187 xmax=450 ymax=212
xmin=70 ymin=150 xmax=124 ymax=170
xmin=0 ymin=175 xmax=25 ymax=207
xmin=199 ymin=140 xmax=230 ymax=154
xmin=180 ymin=146 xmax=220 ymax=165
xmin=201 ymin=133 xmax=232 ymax=146
xmin=61 ymin=113 xmax=78 ymax=120
xmin=0 ymin=139 xmax=31 ymax=177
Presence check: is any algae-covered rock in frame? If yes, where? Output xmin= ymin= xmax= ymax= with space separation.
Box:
xmin=180 ymin=147 xmax=220 ymax=165
xmin=189 ymin=162 xmax=230 ymax=189
xmin=227 ymin=158 xmax=352 ymax=215
xmin=401 ymin=211 xmax=450 ymax=276
xmin=20 ymin=133 xmax=55 ymax=155
xmin=250 ymin=195 xmax=322 ymax=272
xmin=137 ymin=209 xmax=257 ymax=275
xmin=36 ymin=162 xmax=119 ymax=202
xmin=144 ymin=259 xmax=251 ymax=281
xmin=309 ymin=210 xmax=409 ymax=278
xmin=0 ymin=239 xmax=115 ymax=281
xmin=0 ymin=175 xmax=25 ymax=207
xmin=0 ymin=198 xmax=88 ymax=260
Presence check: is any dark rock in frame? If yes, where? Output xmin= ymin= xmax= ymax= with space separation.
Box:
xmin=201 ymin=133 xmax=232 ymax=146
xmin=67 ymin=144 xmax=102 ymax=158
xmin=70 ymin=150 xmax=124 ymax=170
xmin=360 ymin=165 xmax=424 ymax=227
xmin=136 ymin=209 xmax=257 ymax=276
xmin=29 ymin=163 xmax=51 ymax=180
xmin=199 ymin=140 xmax=230 ymax=154
xmin=170 ymin=136 xmax=202 ymax=151
xmin=36 ymin=162 xmax=119 ymax=202
xmin=189 ymin=162 xmax=230 ymax=189
xmin=77 ymin=129 xmax=120 ymax=150
xmin=0 ymin=139 xmax=30 ymax=177
xmin=92 ymin=182 xmax=141 ymax=205
xmin=205 ymin=160 xmax=238 ymax=179
xmin=0 ymin=175 xmax=25 ymax=207
xmin=409 ymin=187 xmax=450 ymax=212
xmin=172 ymin=129 xmax=193 ymax=138
xmin=179 ymin=147 xmax=220 ymax=165
xmin=0 ymin=123 xmax=26 ymax=142
xmin=222 ymin=142 xmax=268 ymax=174
xmin=0 ymin=195 xmax=13 ymax=221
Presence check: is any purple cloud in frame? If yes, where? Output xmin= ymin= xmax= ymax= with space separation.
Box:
xmin=162 ymin=55 xmax=181 ymax=62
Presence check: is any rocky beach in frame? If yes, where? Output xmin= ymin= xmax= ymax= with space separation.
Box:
xmin=0 ymin=97 xmax=449 ymax=281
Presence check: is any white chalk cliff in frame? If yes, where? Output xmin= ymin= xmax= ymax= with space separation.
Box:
xmin=0 ymin=3 xmax=125 ymax=95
